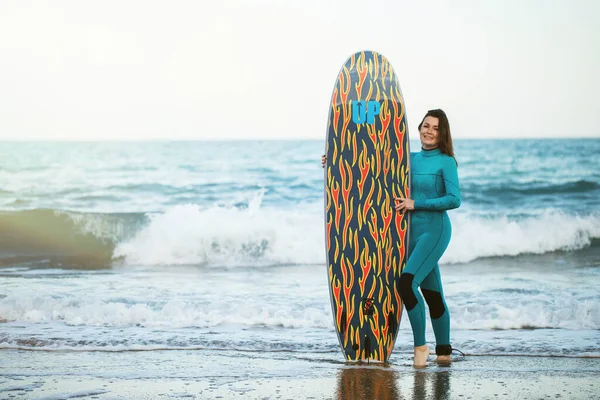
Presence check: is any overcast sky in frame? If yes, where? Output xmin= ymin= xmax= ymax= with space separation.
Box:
xmin=1 ymin=0 xmax=598 ymax=140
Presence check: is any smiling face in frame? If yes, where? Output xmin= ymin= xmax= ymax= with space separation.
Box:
xmin=419 ymin=116 xmax=440 ymax=149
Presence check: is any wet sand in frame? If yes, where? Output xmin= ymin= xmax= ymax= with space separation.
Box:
xmin=1 ymin=349 xmax=599 ymax=399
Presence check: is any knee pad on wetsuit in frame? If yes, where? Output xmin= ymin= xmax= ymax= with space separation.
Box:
xmin=399 ymin=273 xmax=417 ymax=311
xmin=421 ymin=288 xmax=446 ymax=319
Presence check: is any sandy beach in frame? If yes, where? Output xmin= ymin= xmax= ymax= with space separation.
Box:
xmin=1 ymin=349 xmax=599 ymax=399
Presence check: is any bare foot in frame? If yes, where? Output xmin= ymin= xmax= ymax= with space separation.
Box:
xmin=413 ymin=344 xmax=430 ymax=367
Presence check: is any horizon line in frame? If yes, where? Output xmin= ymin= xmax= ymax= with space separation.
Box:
xmin=0 ymin=136 xmax=599 ymax=142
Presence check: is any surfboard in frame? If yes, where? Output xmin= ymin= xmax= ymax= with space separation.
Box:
xmin=324 ymin=50 xmax=411 ymax=362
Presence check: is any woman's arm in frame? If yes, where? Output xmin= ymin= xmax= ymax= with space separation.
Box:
xmin=413 ymin=157 xmax=461 ymax=211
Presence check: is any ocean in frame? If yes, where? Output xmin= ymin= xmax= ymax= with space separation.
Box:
xmin=1 ymin=139 xmax=599 ymax=361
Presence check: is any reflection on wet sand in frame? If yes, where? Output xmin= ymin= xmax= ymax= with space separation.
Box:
xmin=336 ymin=365 xmax=451 ymax=399
xmin=336 ymin=366 xmax=400 ymax=400
xmin=414 ymin=369 xmax=451 ymax=400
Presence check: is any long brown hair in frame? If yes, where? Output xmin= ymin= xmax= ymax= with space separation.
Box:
xmin=418 ymin=109 xmax=455 ymax=160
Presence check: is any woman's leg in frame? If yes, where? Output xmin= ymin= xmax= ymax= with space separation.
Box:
xmin=400 ymin=214 xmax=451 ymax=365
xmin=400 ymin=233 xmax=448 ymax=346
xmin=421 ymin=264 xmax=451 ymax=360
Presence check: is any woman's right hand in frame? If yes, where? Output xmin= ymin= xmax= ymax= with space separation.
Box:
xmin=321 ymin=154 xmax=327 ymax=168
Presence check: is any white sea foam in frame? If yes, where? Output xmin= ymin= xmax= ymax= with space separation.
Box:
xmin=449 ymin=296 xmax=600 ymax=330
xmin=113 ymin=199 xmax=600 ymax=266
xmin=113 ymin=193 xmax=325 ymax=267
xmin=445 ymin=210 xmax=600 ymax=263
xmin=1 ymin=292 xmax=598 ymax=330
xmin=0 ymin=296 xmax=332 ymax=329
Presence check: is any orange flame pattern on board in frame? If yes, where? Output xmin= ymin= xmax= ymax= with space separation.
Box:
xmin=325 ymin=51 xmax=410 ymax=362
xmin=339 ymin=68 xmax=351 ymax=151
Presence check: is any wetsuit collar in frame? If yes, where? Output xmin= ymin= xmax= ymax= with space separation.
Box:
xmin=421 ymin=147 xmax=441 ymax=156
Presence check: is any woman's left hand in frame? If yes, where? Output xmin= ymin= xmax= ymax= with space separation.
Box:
xmin=394 ymin=197 xmax=415 ymax=212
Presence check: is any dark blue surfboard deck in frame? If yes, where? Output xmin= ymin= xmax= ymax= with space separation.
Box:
xmin=324 ymin=50 xmax=411 ymax=362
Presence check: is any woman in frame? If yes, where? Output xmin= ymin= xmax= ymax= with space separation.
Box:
xmin=321 ymin=109 xmax=460 ymax=367
xmin=394 ymin=109 xmax=460 ymax=367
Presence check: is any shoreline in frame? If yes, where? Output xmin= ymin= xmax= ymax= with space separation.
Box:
xmin=2 ymin=349 xmax=599 ymax=399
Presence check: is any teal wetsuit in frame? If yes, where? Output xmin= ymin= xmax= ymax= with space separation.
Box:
xmin=399 ymin=147 xmax=461 ymax=354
